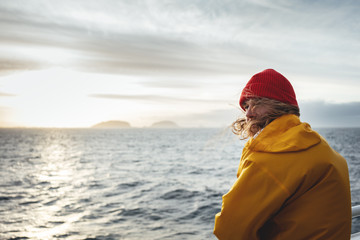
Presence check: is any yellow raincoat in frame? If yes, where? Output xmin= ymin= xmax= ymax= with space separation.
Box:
xmin=214 ymin=114 xmax=351 ymax=240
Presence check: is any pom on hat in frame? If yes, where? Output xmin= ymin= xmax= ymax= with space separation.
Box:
xmin=239 ymin=69 xmax=298 ymax=110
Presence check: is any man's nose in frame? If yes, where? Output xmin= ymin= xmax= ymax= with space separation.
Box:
xmin=246 ymin=108 xmax=255 ymax=118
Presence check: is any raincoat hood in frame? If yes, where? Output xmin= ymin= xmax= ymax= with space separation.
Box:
xmin=245 ymin=114 xmax=321 ymax=153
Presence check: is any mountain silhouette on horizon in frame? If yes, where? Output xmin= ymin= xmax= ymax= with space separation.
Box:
xmin=92 ymin=120 xmax=131 ymax=128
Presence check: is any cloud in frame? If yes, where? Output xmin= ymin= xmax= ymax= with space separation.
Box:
xmin=170 ymin=100 xmax=360 ymax=128
xmin=0 ymin=92 xmax=16 ymax=97
xmin=89 ymin=93 xmax=229 ymax=104
xmin=0 ymin=0 xmax=358 ymax=81
xmin=73 ymin=34 xmax=256 ymax=76
xmin=0 ymin=3 xmax=258 ymax=76
xmin=0 ymin=58 xmax=46 ymax=75
xmin=176 ymin=108 xmax=241 ymax=128
xmin=300 ymin=101 xmax=360 ymax=127
xmin=137 ymin=78 xmax=202 ymax=89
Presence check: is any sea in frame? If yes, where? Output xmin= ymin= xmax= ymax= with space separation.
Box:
xmin=0 ymin=127 xmax=359 ymax=240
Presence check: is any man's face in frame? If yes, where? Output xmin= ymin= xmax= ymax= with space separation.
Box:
xmin=243 ymin=99 xmax=270 ymax=122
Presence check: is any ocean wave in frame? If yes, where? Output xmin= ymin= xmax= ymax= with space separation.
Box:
xmin=178 ymin=203 xmax=220 ymax=222
xmin=19 ymin=200 xmax=41 ymax=206
xmin=82 ymin=233 xmax=122 ymax=240
xmin=117 ymin=181 xmax=144 ymax=189
xmin=160 ymin=189 xmax=200 ymax=200
xmin=118 ymin=207 xmax=146 ymax=217
xmin=0 ymin=195 xmax=24 ymax=201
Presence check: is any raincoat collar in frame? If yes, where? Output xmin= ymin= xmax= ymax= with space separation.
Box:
xmin=245 ymin=114 xmax=321 ymax=153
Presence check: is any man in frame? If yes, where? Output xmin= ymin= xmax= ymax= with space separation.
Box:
xmin=213 ymin=69 xmax=351 ymax=240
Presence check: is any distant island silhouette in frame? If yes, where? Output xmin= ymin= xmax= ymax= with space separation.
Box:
xmin=150 ymin=121 xmax=179 ymax=128
xmin=92 ymin=120 xmax=131 ymax=128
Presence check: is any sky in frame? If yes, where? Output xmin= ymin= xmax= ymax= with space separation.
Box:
xmin=0 ymin=0 xmax=359 ymax=128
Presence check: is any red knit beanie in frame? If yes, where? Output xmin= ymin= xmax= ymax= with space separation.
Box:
xmin=239 ymin=69 xmax=298 ymax=110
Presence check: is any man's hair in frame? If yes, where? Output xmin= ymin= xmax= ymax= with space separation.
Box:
xmin=232 ymin=98 xmax=300 ymax=139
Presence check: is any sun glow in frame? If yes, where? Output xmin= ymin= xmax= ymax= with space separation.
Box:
xmin=1 ymin=67 xmax=227 ymax=128
xmin=0 ymin=67 xmax=125 ymax=128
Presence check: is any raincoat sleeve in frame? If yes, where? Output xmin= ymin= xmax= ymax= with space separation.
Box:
xmin=214 ymin=160 xmax=290 ymax=240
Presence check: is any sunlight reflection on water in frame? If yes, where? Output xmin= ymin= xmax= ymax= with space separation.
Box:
xmin=23 ymin=140 xmax=86 ymax=239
